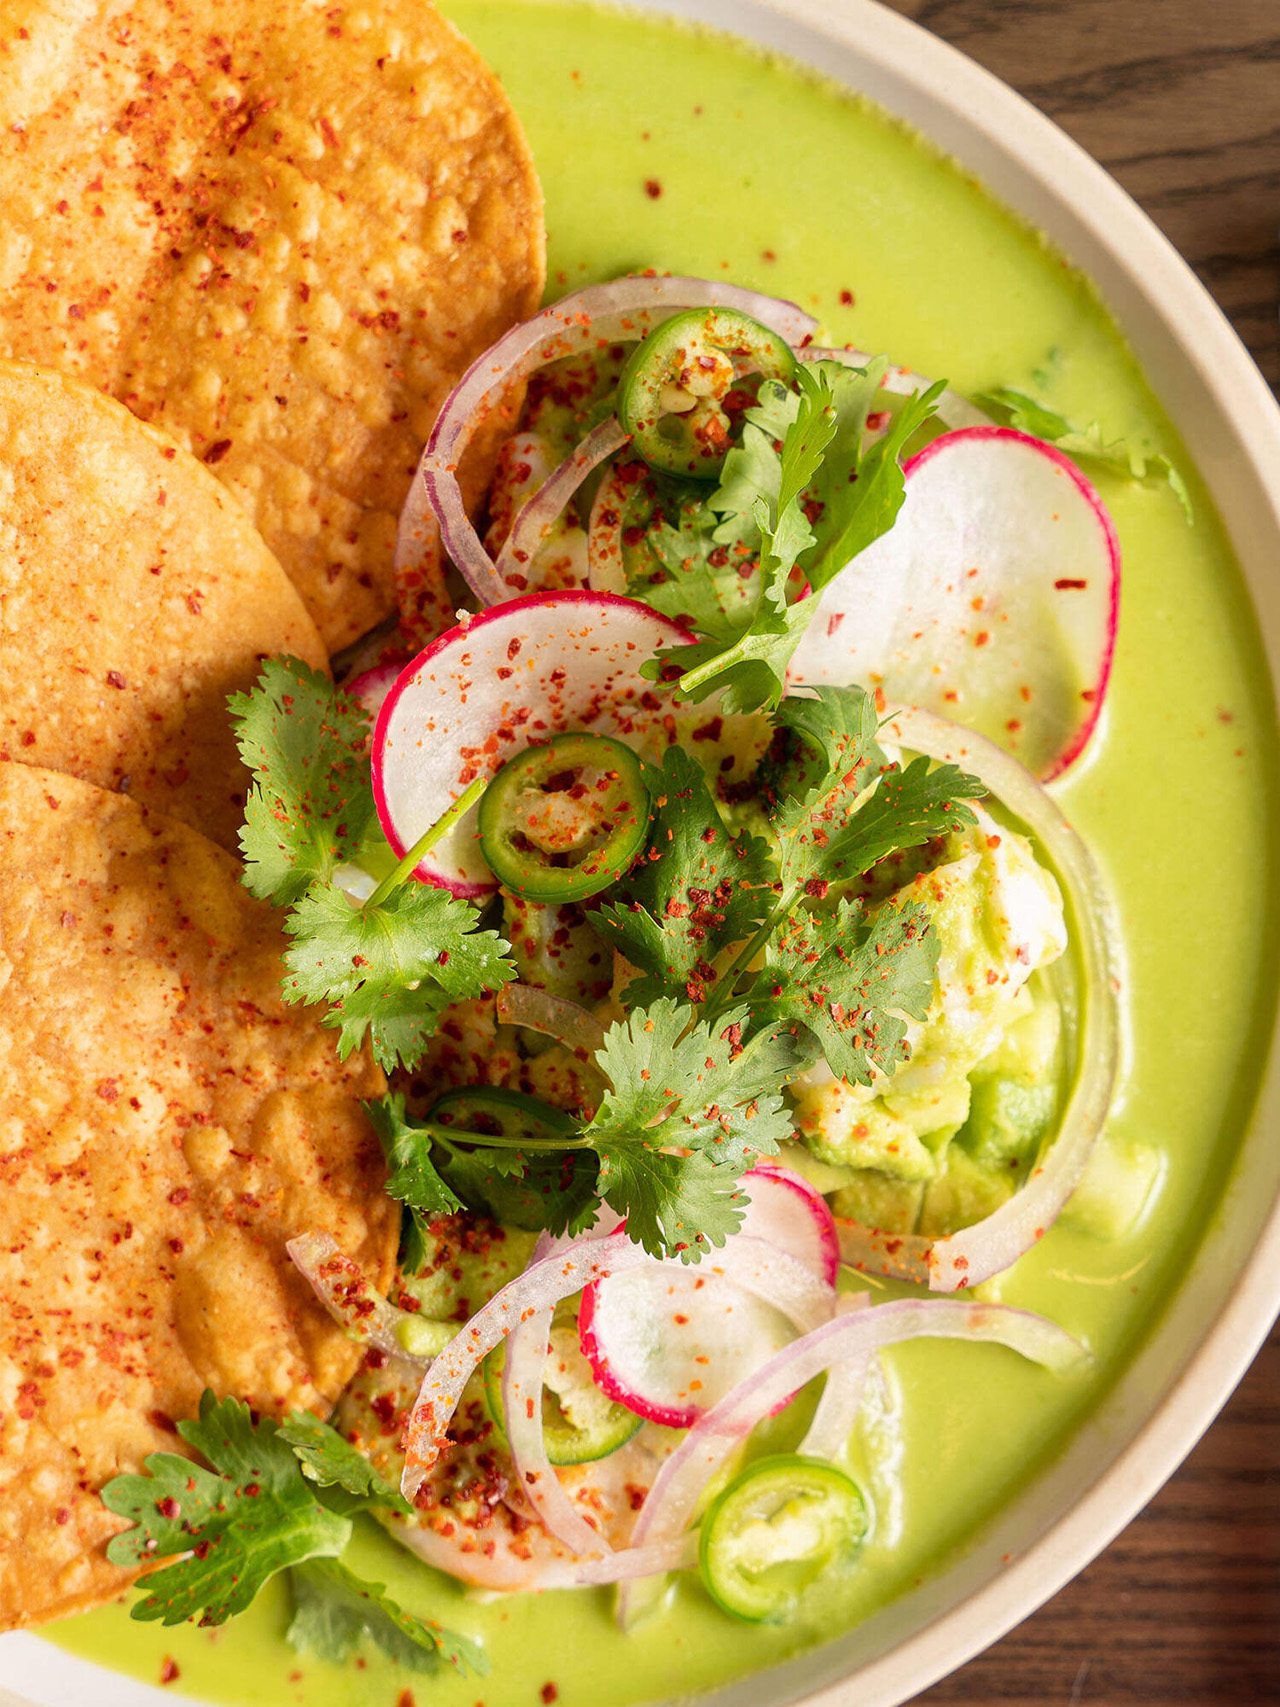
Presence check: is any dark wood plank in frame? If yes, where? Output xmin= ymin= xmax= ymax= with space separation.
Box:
xmin=866 ymin=10 xmax=1280 ymax=1698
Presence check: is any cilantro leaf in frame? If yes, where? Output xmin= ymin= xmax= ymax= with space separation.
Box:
xmin=585 ymin=998 xmax=801 ymax=1257
xmin=230 ymin=658 xmax=377 ymax=906
xmin=804 ymin=372 xmax=943 ymax=591
xmin=663 ymin=365 xmax=840 ymax=711
xmin=287 ymin=1559 xmax=487 ymax=1676
xmin=709 ymin=378 xmax=801 ymax=550
xmin=277 ymin=1412 xmax=412 ymax=1516
xmin=769 ymin=685 xmax=886 ymax=795
xmin=365 ymin=1092 xmax=465 ymax=1219
xmin=640 ymin=489 xmax=758 ymax=642
xmin=102 ymin=1393 xmax=350 ymax=1626
xmin=282 ymin=880 xmax=513 ymax=1072
xmin=594 ymin=745 xmax=774 ymax=1005
xmin=977 ymin=385 xmax=1193 ymax=521
xmin=761 ymin=894 xmax=938 ymax=1085
xmin=776 ymin=752 xmax=984 ymax=894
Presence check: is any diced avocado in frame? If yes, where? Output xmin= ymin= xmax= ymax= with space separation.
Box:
xmin=882 ymin=1078 xmax=972 ymax=1155
xmin=1061 ymin=1132 xmax=1162 ymax=1240
xmin=979 ymin=978 xmax=1062 ymax=1079
xmin=831 ymin=1171 xmax=924 ymax=1234
xmin=918 ymin=1147 xmax=1017 ymax=1237
xmin=791 ymin=1079 xmax=934 ymax=1181
xmin=960 ymin=1073 xmax=1058 ymax=1170
xmin=774 ymin=1139 xmax=857 ymax=1196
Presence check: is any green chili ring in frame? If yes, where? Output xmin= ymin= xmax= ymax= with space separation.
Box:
xmin=477 ymin=732 xmax=652 ymax=902
xmin=698 ymin=1454 xmax=870 ymax=1623
xmin=617 ymin=307 xmax=797 ymax=479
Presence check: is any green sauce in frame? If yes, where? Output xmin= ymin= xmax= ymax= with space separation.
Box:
xmin=47 ymin=3 xmax=1280 ymax=1701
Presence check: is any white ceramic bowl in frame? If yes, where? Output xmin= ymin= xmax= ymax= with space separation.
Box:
xmin=4 ymin=4 xmax=1279 ymax=1705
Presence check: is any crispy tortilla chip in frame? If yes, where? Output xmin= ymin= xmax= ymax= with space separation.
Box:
xmin=0 ymin=360 xmax=327 ymax=854
xmin=0 ymin=766 xmax=399 ymax=1629
xmin=0 ymin=0 xmax=545 ymax=651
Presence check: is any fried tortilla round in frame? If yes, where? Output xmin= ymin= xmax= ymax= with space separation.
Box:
xmin=0 ymin=360 xmax=328 ymax=854
xmin=0 ymin=0 xmax=545 ymax=651
xmin=0 ymin=766 xmax=399 ymax=1629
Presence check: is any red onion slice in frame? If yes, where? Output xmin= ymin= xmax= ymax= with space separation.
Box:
xmin=400 ymin=1230 xmax=834 ymax=1504
xmin=833 ymin=705 xmax=1120 ymax=1293
xmin=796 ymin=1293 xmax=873 ymax=1463
xmin=397 ymin=277 xmax=817 ymax=608
xmin=287 ymin=1231 xmax=430 ymax=1366
xmin=496 ymin=982 xmax=608 ymax=1062
xmin=617 ymin=1294 xmax=1085 ymax=1625
xmin=801 ymin=347 xmax=992 ymax=432
xmin=495 ymin=416 xmax=631 ymax=587
xmin=503 ymin=1307 xmax=611 ymax=1556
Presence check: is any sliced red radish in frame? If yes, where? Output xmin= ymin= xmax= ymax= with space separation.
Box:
xmin=578 ymin=1266 xmax=799 ymax=1430
xmin=347 ymin=659 xmax=403 ymax=724
xmin=788 ymin=426 xmax=1120 ymax=781
xmin=737 ymin=1165 xmax=839 ymax=1286
xmin=578 ymin=1176 xmax=836 ymax=1429
xmin=372 ymin=590 xmax=692 ymax=897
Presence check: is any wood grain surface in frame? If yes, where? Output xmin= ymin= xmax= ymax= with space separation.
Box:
xmin=876 ymin=3 xmax=1280 ymax=1701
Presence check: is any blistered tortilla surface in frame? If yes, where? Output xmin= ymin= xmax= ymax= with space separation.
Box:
xmin=0 ymin=766 xmax=399 ymax=1629
xmin=0 ymin=0 xmax=545 ymax=650
xmin=0 ymin=360 xmax=327 ymax=853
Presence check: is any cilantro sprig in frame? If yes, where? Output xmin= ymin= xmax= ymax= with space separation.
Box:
xmin=231 ymin=659 xmax=513 ymax=1072
xmin=977 ymin=384 xmax=1193 ymax=521
xmin=372 ymin=685 xmax=982 ymax=1263
xmin=647 ymin=361 xmax=943 ymax=712
xmin=101 ymin=1392 xmax=485 ymax=1676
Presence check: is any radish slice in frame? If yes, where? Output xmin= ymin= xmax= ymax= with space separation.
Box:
xmin=576 ymin=1169 xmax=837 ymax=1428
xmin=398 ymin=277 xmax=817 ymax=609
xmin=400 ymin=1231 xmax=831 ymax=1503
xmin=739 ymin=1164 xmax=839 ymax=1287
xmin=347 ymin=660 xmax=403 ymax=724
xmin=372 ymin=590 xmax=692 ymax=897
xmin=833 ymin=705 xmax=1121 ymax=1293
xmin=578 ymin=1268 xmax=802 ymax=1430
xmin=616 ymin=1295 xmax=1086 ymax=1626
xmin=788 ymin=426 xmax=1120 ymax=781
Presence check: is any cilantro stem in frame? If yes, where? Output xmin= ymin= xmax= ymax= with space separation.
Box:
xmin=431 ymin=1124 xmax=593 ymax=1155
xmin=700 ymin=895 xmax=792 ymax=1026
xmin=364 ymin=776 xmax=488 ymax=909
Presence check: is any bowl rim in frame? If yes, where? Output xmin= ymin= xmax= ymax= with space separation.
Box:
xmin=5 ymin=3 xmax=1280 ymax=1705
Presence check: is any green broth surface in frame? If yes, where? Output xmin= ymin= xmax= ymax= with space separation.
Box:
xmin=47 ymin=3 xmax=1280 ymax=1703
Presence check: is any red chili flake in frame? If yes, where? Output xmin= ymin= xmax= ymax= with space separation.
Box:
xmin=1054 ymin=578 xmax=1087 ymax=590
xmin=804 ymin=877 xmax=829 ymax=899
xmin=973 ymin=631 xmax=990 ymax=648
xmin=106 ymin=670 xmax=127 ymax=690
xmin=159 ymin=1658 xmax=181 ymax=1686
xmin=541 ymin=1687 xmax=559 ymax=1704
xmin=692 ymin=716 xmax=723 ymax=743
xmin=839 ymin=288 xmax=855 ymax=306
xmin=20 ymin=730 xmax=35 ymax=746
xmin=155 ymin=1496 xmax=181 ymax=1520
xmin=96 ymin=1079 xmax=119 ymax=1102
xmin=644 ymin=179 xmax=662 ymax=199
xmin=397 ymin=1692 xmax=416 ymax=1707
xmin=168 ymin=1238 xmax=184 ymax=1255
xmin=701 ymin=826 xmax=717 ymax=843
xmin=204 ymin=439 xmax=233 ymax=465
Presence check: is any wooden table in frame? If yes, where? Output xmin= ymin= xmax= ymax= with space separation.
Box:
xmin=878 ymin=3 xmax=1280 ymax=1701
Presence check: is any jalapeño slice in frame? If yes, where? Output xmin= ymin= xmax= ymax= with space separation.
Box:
xmin=617 ymin=308 xmax=797 ymax=479
xmin=698 ymin=1454 xmax=869 ymax=1622
xmin=477 ymin=732 xmax=651 ymax=902
xmin=482 ymin=1331 xmax=643 ymax=1466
